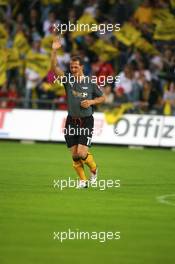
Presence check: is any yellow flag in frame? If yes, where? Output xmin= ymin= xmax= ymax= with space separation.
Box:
xmin=170 ymin=0 xmax=175 ymax=8
xmin=0 ymin=23 xmax=8 ymax=48
xmin=113 ymin=22 xmax=159 ymax=54
xmin=113 ymin=23 xmax=141 ymax=46
xmin=153 ymin=20 xmax=175 ymax=40
xmin=153 ymin=8 xmax=175 ymax=40
xmin=0 ymin=50 xmax=7 ymax=85
xmin=0 ymin=0 xmax=9 ymax=5
xmin=135 ymin=38 xmax=159 ymax=55
xmin=104 ymin=103 xmax=133 ymax=124
xmin=54 ymin=82 xmax=66 ymax=96
xmin=153 ymin=8 xmax=174 ymax=24
xmin=41 ymin=0 xmax=62 ymax=5
xmin=41 ymin=34 xmax=65 ymax=56
xmin=14 ymin=32 xmax=30 ymax=54
xmin=6 ymin=48 xmax=21 ymax=70
xmin=41 ymin=35 xmax=53 ymax=53
xmin=26 ymin=50 xmax=50 ymax=78
xmin=90 ymin=39 xmax=119 ymax=61
xmin=72 ymin=13 xmax=97 ymax=39
xmin=163 ymin=101 xmax=172 ymax=115
xmin=42 ymin=81 xmax=65 ymax=96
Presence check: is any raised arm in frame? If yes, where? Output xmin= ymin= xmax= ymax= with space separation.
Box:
xmin=51 ymin=36 xmax=64 ymax=77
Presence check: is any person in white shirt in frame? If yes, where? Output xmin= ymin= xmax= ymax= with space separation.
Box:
xmin=135 ymin=60 xmax=151 ymax=86
xmin=115 ymin=64 xmax=141 ymax=102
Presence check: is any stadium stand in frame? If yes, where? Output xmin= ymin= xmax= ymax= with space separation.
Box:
xmin=0 ymin=0 xmax=175 ymax=115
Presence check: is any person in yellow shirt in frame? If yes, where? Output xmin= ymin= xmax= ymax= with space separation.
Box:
xmin=133 ymin=0 xmax=154 ymax=25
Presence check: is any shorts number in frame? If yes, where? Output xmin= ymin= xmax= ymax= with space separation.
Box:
xmin=87 ymin=137 xmax=92 ymax=146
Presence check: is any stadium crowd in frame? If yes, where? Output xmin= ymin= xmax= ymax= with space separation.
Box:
xmin=0 ymin=0 xmax=175 ymax=115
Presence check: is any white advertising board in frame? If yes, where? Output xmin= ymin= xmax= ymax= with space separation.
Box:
xmin=0 ymin=109 xmax=53 ymax=140
xmin=159 ymin=116 xmax=175 ymax=147
xmin=0 ymin=109 xmax=175 ymax=147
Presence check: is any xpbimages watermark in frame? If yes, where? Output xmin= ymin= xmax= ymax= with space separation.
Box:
xmin=53 ymin=178 xmax=120 ymax=190
xmin=53 ymin=73 xmax=120 ymax=87
xmin=53 ymin=229 xmax=121 ymax=243
xmin=53 ymin=21 xmax=120 ymax=35
xmin=63 ymin=126 xmax=102 ymax=137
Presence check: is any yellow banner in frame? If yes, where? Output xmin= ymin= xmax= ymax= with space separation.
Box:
xmin=170 ymin=0 xmax=175 ymax=8
xmin=154 ymin=20 xmax=175 ymax=40
xmin=41 ymin=35 xmax=53 ymax=53
xmin=104 ymin=103 xmax=133 ymax=124
xmin=41 ymin=35 xmax=64 ymax=55
xmin=6 ymin=48 xmax=21 ymax=70
xmin=26 ymin=51 xmax=50 ymax=78
xmin=13 ymin=32 xmax=30 ymax=54
xmin=135 ymin=38 xmax=159 ymax=55
xmin=0 ymin=50 xmax=6 ymax=85
xmin=90 ymin=39 xmax=119 ymax=61
xmin=0 ymin=0 xmax=9 ymax=5
xmin=113 ymin=23 xmax=141 ymax=46
xmin=72 ymin=13 xmax=97 ymax=39
xmin=42 ymin=81 xmax=65 ymax=95
xmin=0 ymin=24 xmax=8 ymax=48
xmin=41 ymin=0 xmax=62 ymax=5
xmin=163 ymin=101 xmax=172 ymax=115
xmin=153 ymin=8 xmax=174 ymax=24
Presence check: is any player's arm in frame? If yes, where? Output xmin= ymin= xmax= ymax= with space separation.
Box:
xmin=51 ymin=36 xmax=64 ymax=77
xmin=81 ymin=96 xmax=105 ymax=108
xmin=90 ymin=96 xmax=105 ymax=105
xmin=81 ymin=83 xmax=105 ymax=108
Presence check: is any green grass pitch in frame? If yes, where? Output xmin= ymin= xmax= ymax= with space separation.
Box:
xmin=0 ymin=141 xmax=175 ymax=264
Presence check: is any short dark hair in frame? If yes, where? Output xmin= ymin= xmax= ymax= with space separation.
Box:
xmin=70 ymin=56 xmax=84 ymax=66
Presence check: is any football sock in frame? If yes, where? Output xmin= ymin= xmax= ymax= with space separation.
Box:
xmin=72 ymin=158 xmax=87 ymax=181
xmin=81 ymin=152 xmax=97 ymax=172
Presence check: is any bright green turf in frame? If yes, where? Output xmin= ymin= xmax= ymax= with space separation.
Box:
xmin=0 ymin=141 xmax=175 ymax=264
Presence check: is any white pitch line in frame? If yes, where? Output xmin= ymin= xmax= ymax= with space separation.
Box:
xmin=156 ymin=194 xmax=175 ymax=207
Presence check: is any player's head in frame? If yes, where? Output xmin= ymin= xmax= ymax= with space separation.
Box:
xmin=70 ymin=56 xmax=84 ymax=76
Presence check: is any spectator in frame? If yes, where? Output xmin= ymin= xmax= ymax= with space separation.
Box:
xmin=162 ymin=48 xmax=175 ymax=73
xmin=140 ymin=80 xmax=151 ymax=111
xmin=0 ymin=84 xmax=8 ymax=108
xmin=43 ymin=11 xmax=60 ymax=36
xmin=7 ymin=81 xmax=18 ymax=108
xmin=114 ymin=86 xmax=128 ymax=104
xmin=92 ymin=57 xmax=115 ymax=86
xmin=133 ymin=0 xmax=154 ymax=25
xmin=27 ymin=9 xmax=43 ymax=37
xmin=163 ymin=82 xmax=175 ymax=114
xmin=54 ymin=95 xmax=67 ymax=110
xmin=24 ymin=68 xmax=41 ymax=108
xmin=0 ymin=0 xmax=174 ymax=115
xmin=13 ymin=13 xmax=28 ymax=36
xmin=135 ymin=60 xmax=151 ymax=87
xmin=115 ymin=64 xmax=141 ymax=102
xmin=103 ymin=84 xmax=114 ymax=104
